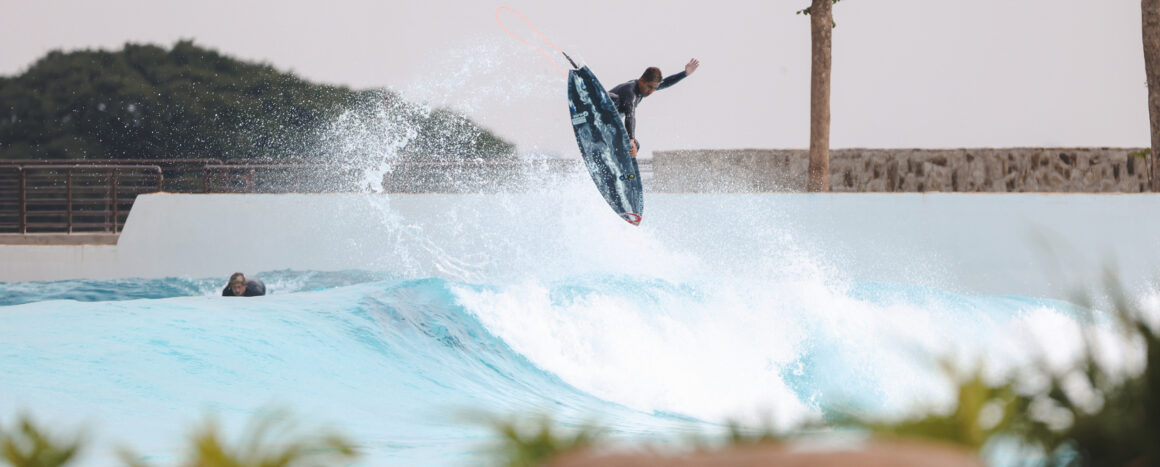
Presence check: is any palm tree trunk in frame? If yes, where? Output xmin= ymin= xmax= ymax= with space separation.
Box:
xmin=808 ymin=0 xmax=833 ymax=192
xmin=1144 ymin=0 xmax=1160 ymax=191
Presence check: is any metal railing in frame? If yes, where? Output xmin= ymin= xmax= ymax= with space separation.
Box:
xmin=201 ymin=159 xmax=620 ymax=193
xmin=0 ymin=159 xmax=220 ymax=193
xmin=202 ymin=164 xmax=369 ymax=193
xmin=0 ymin=165 xmax=163 ymax=234
xmin=381 ymin=159 xmax=580 ymax=193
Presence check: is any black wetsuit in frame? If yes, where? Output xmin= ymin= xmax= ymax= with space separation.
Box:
xmin=222 ymin=278 xmax=266 ymax=297
xmin=606 ymin=71 xmax=688 ymax=148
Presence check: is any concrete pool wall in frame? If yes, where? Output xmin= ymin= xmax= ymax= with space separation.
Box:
xmin=1 ymin=192 xmax=1157 ymax=300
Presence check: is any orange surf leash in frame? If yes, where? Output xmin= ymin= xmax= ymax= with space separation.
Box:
xmin=495 ymin=6 xmax=571 ymax=77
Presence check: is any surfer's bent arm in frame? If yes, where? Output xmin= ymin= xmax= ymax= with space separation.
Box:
xmin=608 ymin=80 xmax=641 ymax=145
xmin=623 ymin=106 xmax=638 ymax=143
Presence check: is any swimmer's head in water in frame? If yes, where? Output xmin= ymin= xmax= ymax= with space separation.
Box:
xmin=229 ymin=272 xmax=247 ymax=295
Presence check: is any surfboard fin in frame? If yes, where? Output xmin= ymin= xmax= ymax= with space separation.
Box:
xmin=562 ymin=52 xmax=580 ymax=69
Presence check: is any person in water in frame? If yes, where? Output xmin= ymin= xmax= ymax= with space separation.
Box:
xmin=607 ymin=58 xmax=700 ymax=157
xmin=222 ymin=272 xmax=266 ymax=297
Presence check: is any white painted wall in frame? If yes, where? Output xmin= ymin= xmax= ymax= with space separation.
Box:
xmin=2 ymin=193 xmax=1157 ymax=300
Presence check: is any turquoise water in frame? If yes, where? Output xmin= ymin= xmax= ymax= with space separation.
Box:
xmin=0 ymin=268 xmax=1098 ymax=465
xmin=3 ymin=189 xmax=1142 ymax=465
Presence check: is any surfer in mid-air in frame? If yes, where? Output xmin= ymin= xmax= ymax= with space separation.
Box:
xmin=607 ymin=58 xmax=700 ymax=157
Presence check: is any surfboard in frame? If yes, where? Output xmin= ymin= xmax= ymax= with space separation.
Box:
xmin=567 ymin=65 xmax=644 ymax=226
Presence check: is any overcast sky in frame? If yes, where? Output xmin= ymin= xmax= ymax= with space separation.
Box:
xmin=1 ymin=0 xmax=1150 ymax=157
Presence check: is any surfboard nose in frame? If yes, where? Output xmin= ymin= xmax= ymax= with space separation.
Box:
xmin=620 ymin=213 xmax=642 ymax=226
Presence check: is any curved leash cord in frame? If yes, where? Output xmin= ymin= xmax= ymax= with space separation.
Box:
xmin=495 ymin=6 xmax=572 ymax=76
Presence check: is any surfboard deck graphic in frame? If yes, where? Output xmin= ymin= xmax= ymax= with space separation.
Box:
xmin=567 ymin=66 xmax=644 ymax=226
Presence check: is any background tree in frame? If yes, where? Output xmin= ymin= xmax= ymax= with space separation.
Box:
xmin=798 ymin=0 xmax=838 ymax=192
xmin=0 ymin=41 xmax=514 ymax=161
xmin=1145 ymin=0 xmax=1160 ymax=191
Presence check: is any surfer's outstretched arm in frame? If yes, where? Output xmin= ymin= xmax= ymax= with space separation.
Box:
xmin=658 ymin=58 xmax=700 ymax=91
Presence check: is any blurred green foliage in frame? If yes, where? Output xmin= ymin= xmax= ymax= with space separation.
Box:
xmin=859 ymin=362 xmax=1021 ymax=450
xmin=1000 ymin=274 xmax=1159 ymax=466
xmin=722 ymin=418 xmax=791 ymax=446
xmin=0 ymin=415 xmax=82 ymax=467
xmin=484 ymin=415 xmax=604 ymax=467
xmin=1 ymin=411 xmax=356 ymax=467
xmin=856 ymin=273 xmax=1158 ymax=465
xmin=0 ymin=41 xmax=514 ymax=161
xmin=121 ymin=411 xmax=358 ymax=467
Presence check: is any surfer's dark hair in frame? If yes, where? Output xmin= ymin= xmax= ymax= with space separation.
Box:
xmin=640 ymin=67 xmax=662 ymax=82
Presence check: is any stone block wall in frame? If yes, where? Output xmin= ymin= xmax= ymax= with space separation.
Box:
xmin=651 ymin=148 xmax=1152 ymax=193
